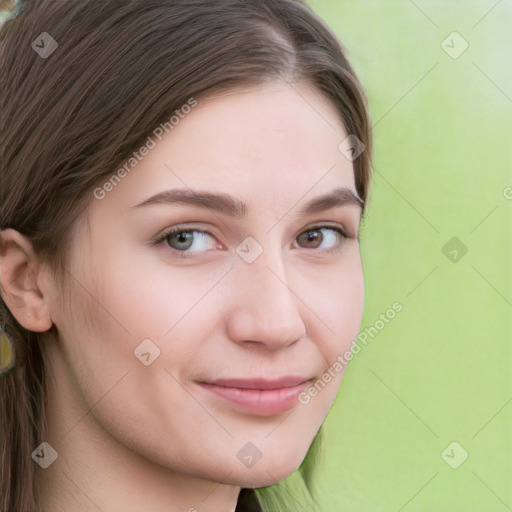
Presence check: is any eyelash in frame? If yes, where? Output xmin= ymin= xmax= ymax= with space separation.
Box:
xmin=149 ymin=224 xmax=351 ymax=259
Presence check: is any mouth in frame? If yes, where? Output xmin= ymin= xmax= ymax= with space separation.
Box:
xmin=197 ymin=376 xmax=313 ymax=416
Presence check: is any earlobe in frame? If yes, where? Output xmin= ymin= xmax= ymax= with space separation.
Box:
xmin=0 ymin=229 xmax=53 ymax=332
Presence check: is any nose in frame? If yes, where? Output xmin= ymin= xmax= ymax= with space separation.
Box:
xmin=225 ymin=245 xmax=307 ymax=351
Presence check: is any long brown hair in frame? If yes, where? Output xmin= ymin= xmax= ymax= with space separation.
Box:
xmin=0 ymin=1 xmax=372 ymax=510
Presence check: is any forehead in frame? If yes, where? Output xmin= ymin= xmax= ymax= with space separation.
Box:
xmin=92 ymin=82 xmax=357 ymax=216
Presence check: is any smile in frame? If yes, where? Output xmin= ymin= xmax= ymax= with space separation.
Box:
xmin=198 ymin=377 xmax=312 ymax=416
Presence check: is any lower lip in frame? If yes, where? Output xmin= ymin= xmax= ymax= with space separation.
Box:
xmin=198 ymin=382 xmax=309 ymax=416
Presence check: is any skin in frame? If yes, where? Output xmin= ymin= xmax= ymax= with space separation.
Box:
xmin=0 ymin=81 xmax=365 ymax=512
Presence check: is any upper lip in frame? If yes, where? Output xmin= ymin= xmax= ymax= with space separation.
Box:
xmin=200 ymin=376 xmax=312 ymax=390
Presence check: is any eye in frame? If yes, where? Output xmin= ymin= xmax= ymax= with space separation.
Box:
xmin=149 ymin=227 xmax=221 ymax=257
xmin=295 ymin=225 xmax=349 ymax=253
xmin=149 ymin=223 xmax=350 ymax=259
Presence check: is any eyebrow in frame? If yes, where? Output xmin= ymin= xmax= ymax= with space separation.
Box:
xmin=130 ymin=186 xmax=364 ymax=217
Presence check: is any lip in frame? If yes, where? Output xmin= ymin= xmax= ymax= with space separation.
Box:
xmin=198 ymin=376 xmax=312 ymax=416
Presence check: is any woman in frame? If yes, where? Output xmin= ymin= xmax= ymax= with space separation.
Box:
xmin=0 ymin=0 xmax=372 ymax=510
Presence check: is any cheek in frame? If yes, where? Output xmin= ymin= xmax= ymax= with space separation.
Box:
xmin=89 ymin=246 xmax=232 ymax=341
xmin=289 ymin=249 xmax=364 ymax=414
xmin=303 ymin=247 xmax=365 ymax=358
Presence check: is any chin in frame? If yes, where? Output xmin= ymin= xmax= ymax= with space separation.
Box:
xmin=225 ymin=469 xmax=294 ymax=489
xmin=222 ymin=447 xmax=309 ymax=488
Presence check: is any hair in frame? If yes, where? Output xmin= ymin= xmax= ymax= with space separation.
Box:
xmin=0 ymin=0 xmax=373 ymax=510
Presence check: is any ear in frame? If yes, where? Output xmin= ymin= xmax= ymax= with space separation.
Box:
xmin=0 ymin=229 xmax=53 ymax=332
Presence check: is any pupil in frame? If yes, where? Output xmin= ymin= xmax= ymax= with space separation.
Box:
xmin=302 ymin=230 xmax=321 ymax=248
xmin=170 ymin=231 xmax=193 ymax=249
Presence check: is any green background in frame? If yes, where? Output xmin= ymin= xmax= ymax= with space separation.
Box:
xmin=309 ymin=1 xmax=512 ymax=511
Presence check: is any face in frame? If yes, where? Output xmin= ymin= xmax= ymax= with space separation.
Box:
xmin=45 ymin=81 xmax=365 ymax=489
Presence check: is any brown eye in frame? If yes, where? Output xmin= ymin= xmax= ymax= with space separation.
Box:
xmin=296 ymin=226 xmax=348 ymax=252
